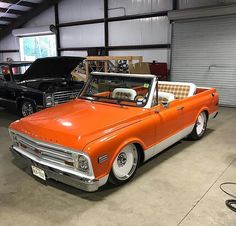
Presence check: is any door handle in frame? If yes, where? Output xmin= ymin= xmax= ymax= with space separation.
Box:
xmin=177 ymin=106 xmax=184 ymax=111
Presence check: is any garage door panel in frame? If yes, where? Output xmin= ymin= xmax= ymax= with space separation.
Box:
xmin=171 ymin=16 xmax=236 ymax=107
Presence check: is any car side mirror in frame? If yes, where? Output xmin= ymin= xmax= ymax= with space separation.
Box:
xmin=161 ymin=101 xmax=169 ymax=109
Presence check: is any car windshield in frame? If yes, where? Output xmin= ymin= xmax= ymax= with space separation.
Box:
xmin=80 ymin=74 xmax=153 ymax=107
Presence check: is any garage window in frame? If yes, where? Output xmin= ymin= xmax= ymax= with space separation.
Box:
xmin=19 ymin=34 xmax=57 ymax=61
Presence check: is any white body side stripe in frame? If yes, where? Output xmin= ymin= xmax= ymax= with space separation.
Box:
xmin=144 ymin=124 xmax=195 ymax=161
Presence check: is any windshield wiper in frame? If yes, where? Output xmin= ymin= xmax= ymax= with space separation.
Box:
xmin=78 ymin=96 xmax=96 ymax=101
xmin=78 ymin=95 xmax=135 ymax=107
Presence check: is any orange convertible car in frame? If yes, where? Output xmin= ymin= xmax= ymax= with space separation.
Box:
xmin=9 ymin=72 xmax=219 ymax=191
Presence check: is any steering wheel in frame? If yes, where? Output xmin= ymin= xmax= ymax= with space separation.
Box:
xmin=134 ymin=95 xmax=144 ymax=101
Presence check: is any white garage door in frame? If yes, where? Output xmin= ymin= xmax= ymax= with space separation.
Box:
xmin=171 ymin=16 xmax=236 ymax=107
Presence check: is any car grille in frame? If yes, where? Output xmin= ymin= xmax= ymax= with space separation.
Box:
xmin=13 ymin=133 xmax=75 ymax=168
xmin=53 ymin=90 xmax=81 ymax=105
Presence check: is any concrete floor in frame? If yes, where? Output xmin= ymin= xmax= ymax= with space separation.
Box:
xmin=0 ymin=107 xmax=236 ymax=226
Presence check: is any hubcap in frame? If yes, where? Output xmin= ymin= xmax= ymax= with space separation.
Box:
xmin=22 ymin=102 xmax=34 ymax=117
xmin=117 ymin=152 xmax=127 ymax=167
xmin=196 ymin=113 xmax=206 ymax=136
xmin=112 ymin=144 xmax=138 ymax=181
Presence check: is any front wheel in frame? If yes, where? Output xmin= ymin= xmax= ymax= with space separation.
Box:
xmin=19 ymin=101 xmax=36 ymax=117
xmin=109 ymin=144 xmax=139 ymax=185
xmin=188 ymin=111 xmax=208 ymax=140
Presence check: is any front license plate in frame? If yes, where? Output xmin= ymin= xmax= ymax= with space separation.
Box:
xmin=31 ymin=165 xmax=46 ymax=181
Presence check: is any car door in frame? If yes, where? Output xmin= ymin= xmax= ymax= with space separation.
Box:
xmin=148 ymin=95 xmax=185 ymax=158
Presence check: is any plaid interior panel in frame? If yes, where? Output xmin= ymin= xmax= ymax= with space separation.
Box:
xmin=158 ymin=84 xmax=190 ymax=99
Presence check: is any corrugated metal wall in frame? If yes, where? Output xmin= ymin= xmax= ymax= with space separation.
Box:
xmin=0 ymin=0 xmax=172 ymax=64
xmin=171 ymin=16 xmax=236 ymax=107
xmin=0 ymin=6 xmax=55 ymax=61
xmin=107 ymin=0 xmax=172 ymax=63
xmin=109 ymin=0 xmax=172 ymax=15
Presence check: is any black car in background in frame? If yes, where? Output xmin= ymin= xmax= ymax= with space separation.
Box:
xmin=0 ymin=56 xmax=85 ymax=116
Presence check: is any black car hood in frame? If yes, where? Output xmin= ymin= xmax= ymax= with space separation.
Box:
xmin=22 ymin=56 xmax=84 ymax=80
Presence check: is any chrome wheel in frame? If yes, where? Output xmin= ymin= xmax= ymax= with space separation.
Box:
xmin=21 ymin=101 xmax=34 ymax=117
xmin=112 ymin=144 xmax=138 ymax=181
xmin=196 ymin=112 xmax=207 ymax=136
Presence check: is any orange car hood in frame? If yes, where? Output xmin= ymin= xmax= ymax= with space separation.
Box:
xmin=10 ymin=99 xmax=147 ymax=151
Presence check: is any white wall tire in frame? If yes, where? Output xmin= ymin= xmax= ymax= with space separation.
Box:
xmin=109 ymin=144 xmax=139 ymax=185
xmin=188 ymin=111 xmax=208 ymax=140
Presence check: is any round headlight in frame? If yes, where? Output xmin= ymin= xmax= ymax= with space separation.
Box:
xmin=45 ymin=94 xmax=54 ymax=106
xmin=46 ymin=100 xmax=53 ymax=106
xmin=78 ymin=155 xmax=89 ymax=172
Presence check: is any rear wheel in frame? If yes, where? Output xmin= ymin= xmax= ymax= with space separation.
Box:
xmin=109 ymin=144 xmax=139 ymax=185
xmin=19 ymin=100 xmax=36 ymax=117
xmin=188 ymin=111 xmax=207 ymax=140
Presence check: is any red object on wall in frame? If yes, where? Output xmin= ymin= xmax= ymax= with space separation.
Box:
xmin=149 ymin=62 xmax=168 ymax=81
xmin=1 ymin=66 xmax=10 ymax=75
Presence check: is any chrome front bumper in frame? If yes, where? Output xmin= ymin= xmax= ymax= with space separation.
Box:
xmin=10 ymin=146 xmax=108 ymax=192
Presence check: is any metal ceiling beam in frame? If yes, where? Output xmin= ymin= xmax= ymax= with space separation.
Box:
xmin=0 ymin=0 xmax=18 ymax=4
xmin=54 ymin=3 xmax=61 ymax=56
xmin=58 ymin=44 xmax=171 ymax=52
xmin=104 ymin=0 xmax=109 ymax=56
xmin=58 ymin=18 xmax=104 ymax=28
xmin=58 ymin=11 xmax=168 ymax=28
xmin=0 ymin=0 xmax=37 ymax=7
xmin=173 ymin=0 xmax=178 ymax=10
xmin=0 ymin=7 xmax=24 ymax=14
xmin=18 ymin=1 xmax=39 ymax=8
xmin=0 ymin=49 xmax=18 ymax=53
xmin=0 ymin=16 xmax=14 ymax=22
xmin=0 ymin=0 xmax=18 ymax=3
xmin=0 ymin=0 xmax=61 ymax=40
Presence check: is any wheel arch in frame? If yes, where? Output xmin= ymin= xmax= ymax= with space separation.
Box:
xmin=203 ymin=109 xmax=209 ymax=121
xmin=133 ymin=142 xmax=145 ymax=165
xmin=109 ymin=138 xmax=146 ymax=170
xmin=195 ymin=107 xmax=209 ymax=122
xmin=107 ymin=139 xmax=145 ymax=185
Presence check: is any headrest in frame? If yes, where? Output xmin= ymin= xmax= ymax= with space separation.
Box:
xmin=112 ymin=88 xmax=137 ymax=100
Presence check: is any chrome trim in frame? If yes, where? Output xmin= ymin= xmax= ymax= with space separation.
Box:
xmin=13 ymin=145 xmax=95 ymax=180
xmin=87 ymin=72 xmax=157 ymax=109
xmin=98 ymin=155 xmax=108 ymax=164
xmin=53 ymin=89 xmax=81 ymax=104
xmin=98 ymin=175 xmax=109 ymax=187
xmin=0 ymin=97 xmax=16 ymax=103
xmin=11 ymin=147 xmax=109 ymax=192
xmin=144 ymin=77 xmax=158 ymax=109
xmin=44 ymin=93 xmax=55 ymax=107
xmin=9 ymin=129 xmax=94 ymax=178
